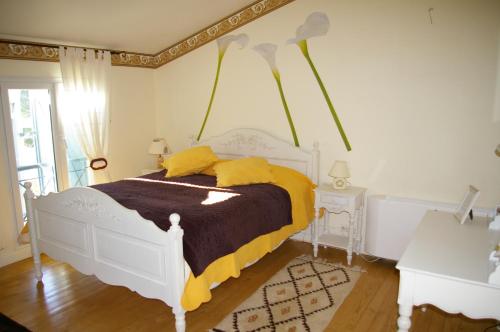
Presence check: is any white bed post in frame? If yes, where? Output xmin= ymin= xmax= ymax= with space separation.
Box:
xmin=168 ymin=213 xmax=186 ymax=332
xmin=311 ymin=141 xmax=320 ymax=247
xmin=312 ymin=141 xmax=320 ymax=185
xmin=24 ymin=182 xmax=43 ymax=281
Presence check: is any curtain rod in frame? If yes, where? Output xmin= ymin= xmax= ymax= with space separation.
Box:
xmin=0 ymin=38 xmax=153 ymax=57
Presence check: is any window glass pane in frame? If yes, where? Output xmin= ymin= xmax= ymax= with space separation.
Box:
xmin=7 ymin=88 xmax=58 ymax=225
xmin=9 ymin=89 xmax=58 ymax=195
xmin=66 ymin=132 xmax=88 ymax=187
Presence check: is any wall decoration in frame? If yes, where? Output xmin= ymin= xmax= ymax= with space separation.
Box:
xmin=0 ymin=41 xmax=60 ymax=62
xmin=287 ymin=12 xmax=352 ymax=151
xmin=0 ymin=0 xmax=295 ymax=68
xmin=253 ymin=43 xmax=300 ymax=147
xmin=196 ymin=34 xmax=249 ymax=141
xmin=153 ymin=0 xmax=294 ymax=68
xmin=0 ymin=40 xmax=159 ymax=68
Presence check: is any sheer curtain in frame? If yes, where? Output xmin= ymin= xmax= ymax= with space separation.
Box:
xmin=58 ymin=46 xmax=111 ymax=184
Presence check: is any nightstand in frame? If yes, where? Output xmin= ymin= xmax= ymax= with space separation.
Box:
xmin=313 ymin=184 xmax=367 ymax=265
xmin=141 ymin=168 xmax=163 ymax=175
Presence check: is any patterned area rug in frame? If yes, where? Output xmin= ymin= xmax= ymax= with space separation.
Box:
xmin=212 ymin=255 xmax=362 ymax=332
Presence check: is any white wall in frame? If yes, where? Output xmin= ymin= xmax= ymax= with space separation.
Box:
xmin=1 ymin=0 xmax=499 ymax=266
xmin=154 ymin=0 xmax=500 ymax=207
xmin=0 ymin=59 xmax=156 ymax=266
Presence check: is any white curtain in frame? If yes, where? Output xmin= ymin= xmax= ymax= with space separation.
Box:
xmin=59 ymin=46 xmax=111 ymax=184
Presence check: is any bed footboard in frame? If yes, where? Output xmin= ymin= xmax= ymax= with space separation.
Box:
xmin=24 ymin=182 xmax=187 ymax=332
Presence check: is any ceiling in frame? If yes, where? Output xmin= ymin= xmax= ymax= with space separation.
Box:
xmin=0 ymin=0 xmax=257 ymax=54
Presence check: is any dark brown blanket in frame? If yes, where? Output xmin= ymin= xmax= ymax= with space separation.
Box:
xmin=92 ymin=170 xmax=292 ymax=277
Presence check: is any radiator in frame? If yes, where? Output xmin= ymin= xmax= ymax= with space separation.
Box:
xmin=365 ymin=195 xmax=457 ymax=260
xmin=294 ymin=194 xmax=492 ymax=261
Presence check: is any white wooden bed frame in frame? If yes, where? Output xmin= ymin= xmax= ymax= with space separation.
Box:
xmin=24 ymin=128 xmax=319 ymax=331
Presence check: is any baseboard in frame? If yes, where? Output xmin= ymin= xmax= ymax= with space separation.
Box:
xmin=0 ymin=244 xmax=31 ymax=268
xmin=291 ymin=224 xmax=313 ymax=243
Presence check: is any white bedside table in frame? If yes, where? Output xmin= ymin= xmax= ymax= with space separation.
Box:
xmin=141 ymin=168 xmax=163 ymax=175
xmin=313 ymin=184 xmax=367 ymax=265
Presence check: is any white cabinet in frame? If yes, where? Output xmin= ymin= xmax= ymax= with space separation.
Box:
xmin=313 ymin=184 xmax=366 ymax=265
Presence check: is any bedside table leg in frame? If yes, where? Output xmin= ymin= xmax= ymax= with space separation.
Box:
xmin=397 ymin=304 xmax=412 ymax=332
xmin=352 ymin=210 xmax=359 ymax=254
xmin=354 ymin=209 xmax=361 ymax=254
xmin=347 ymin=212 xmax=354 ymax=265
xmin=313 ymin=208 xmax=320 ymax=257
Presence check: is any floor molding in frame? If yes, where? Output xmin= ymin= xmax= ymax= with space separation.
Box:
xmin=0 ymin=244 xmax=31 ymax=268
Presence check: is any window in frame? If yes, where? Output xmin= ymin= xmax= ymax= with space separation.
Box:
xmin=0 ymin=81 xmax=87 ymax=235
xmin=66 ymin=130 xmax=89 ymax=187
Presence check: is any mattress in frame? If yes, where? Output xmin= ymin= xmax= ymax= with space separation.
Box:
xmin=92 ymin=170 xmax=292 ymax=277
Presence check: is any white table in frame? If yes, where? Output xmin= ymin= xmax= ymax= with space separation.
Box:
xmin=313 ymin=185 xmax=366 ymax=265
xmin=396 ymin=210 xmax=500 ymax=332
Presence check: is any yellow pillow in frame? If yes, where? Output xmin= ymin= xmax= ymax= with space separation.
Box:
xmin=165 ymin=146 xmax=218 ymax=177
xmin=213 ymin=157 xmax=275 ymax=187
xmin=200 ymin=159 xmax=230 ymax=176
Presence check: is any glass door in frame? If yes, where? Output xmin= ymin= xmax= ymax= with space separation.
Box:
xmin=1 ymin=82 xmax=66 ymax=233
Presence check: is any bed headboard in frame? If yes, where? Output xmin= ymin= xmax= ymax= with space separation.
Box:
xmin=194 ymin=128 xmax=319 ymax=184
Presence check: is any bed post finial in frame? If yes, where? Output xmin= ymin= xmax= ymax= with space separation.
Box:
xmin=169 ymin=213 xmax=181 ymax=230
xmin=168 ymin=212 xmax=186 ymax=331
xmin=189 ymin=134 xmax=197 ymax=147
xmin=24 ymin=181 xmax=34 ymax=198
xmin=23 ymin=181 xmax=43 ymax=282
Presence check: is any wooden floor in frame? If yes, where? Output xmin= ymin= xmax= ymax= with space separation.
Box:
xmin=0 ymin=240 xmax=496 ymax=332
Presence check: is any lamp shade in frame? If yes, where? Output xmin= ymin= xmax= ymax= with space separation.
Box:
xmin=329 ymin=160 xmax=350 ymax=178
xmin=148 ymin=139 xmax=166 ymax=155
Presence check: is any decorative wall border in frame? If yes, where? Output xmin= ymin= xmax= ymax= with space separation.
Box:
xmin=0 ymin=0 xmax=295 ymax=69
xmin=150 ymin=0 xmax=295 ymax=67
xmin=0 ymin=41 xmax=60 ymax=62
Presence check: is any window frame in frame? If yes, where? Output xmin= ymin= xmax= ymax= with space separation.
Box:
xmin=0 ymin=78 xmax=68 ymax=234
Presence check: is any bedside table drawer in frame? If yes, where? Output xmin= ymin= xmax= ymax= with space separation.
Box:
xmin=321 ymin=194 xmax=348 ymax=206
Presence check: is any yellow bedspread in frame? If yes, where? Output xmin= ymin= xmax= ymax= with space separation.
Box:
xmin=181 ymin=165 xmax=315 ymax=311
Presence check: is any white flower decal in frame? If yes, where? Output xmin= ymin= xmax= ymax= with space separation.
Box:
xmin=253 ymin=43 xmax=278 ymax=72
xmin=216 ymin=34 xmax=249 ymax=57
xmin=287 ymin=12 xmax=351 ymax=151
xmin=253 ymin=43 xmax=299 ymax=146
xmin=287 ymin=12 xmax=330 ymax=44
xmin=197 ymin=33 xmax=249 ymax=141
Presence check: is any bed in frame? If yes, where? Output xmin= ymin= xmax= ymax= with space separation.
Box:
xmin=23 ymin=128 xmax=319 ymax=332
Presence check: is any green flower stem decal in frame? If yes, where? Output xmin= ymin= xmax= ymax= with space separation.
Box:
xmin=253 ymin=43 xmax=299 ymax=147
xmin=197 ymin=53 xmax=223 ymax=142
xmin=197 ymin=34 xmax=249 ymax=141
xmin=298 ymin=40 xmax=351 ymax=151
xmin=273 ymin=71 xmax=299 ymax=147
xmin=288 ymin=12 xmax=352 ymax=151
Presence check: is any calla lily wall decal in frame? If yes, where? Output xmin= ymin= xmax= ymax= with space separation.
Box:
xmin=253 ymin=43 xmax=300 ymax=147
xmin=197 ymin=33 xmax=249 ymax=141
xmin=288 ymin=12 xmax=352 ymax=151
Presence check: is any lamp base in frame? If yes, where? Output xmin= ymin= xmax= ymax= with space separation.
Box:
xmin=156 ymin=155 xmax=164 ymax=169
xmin=332 ymin=177 xmax=348 ymax=190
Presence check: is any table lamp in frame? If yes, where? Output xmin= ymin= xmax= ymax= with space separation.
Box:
xmin=148 ymin=139 xmax=166 ymax=168
xmin=329 ymin=160 xmax=350 ymax=189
